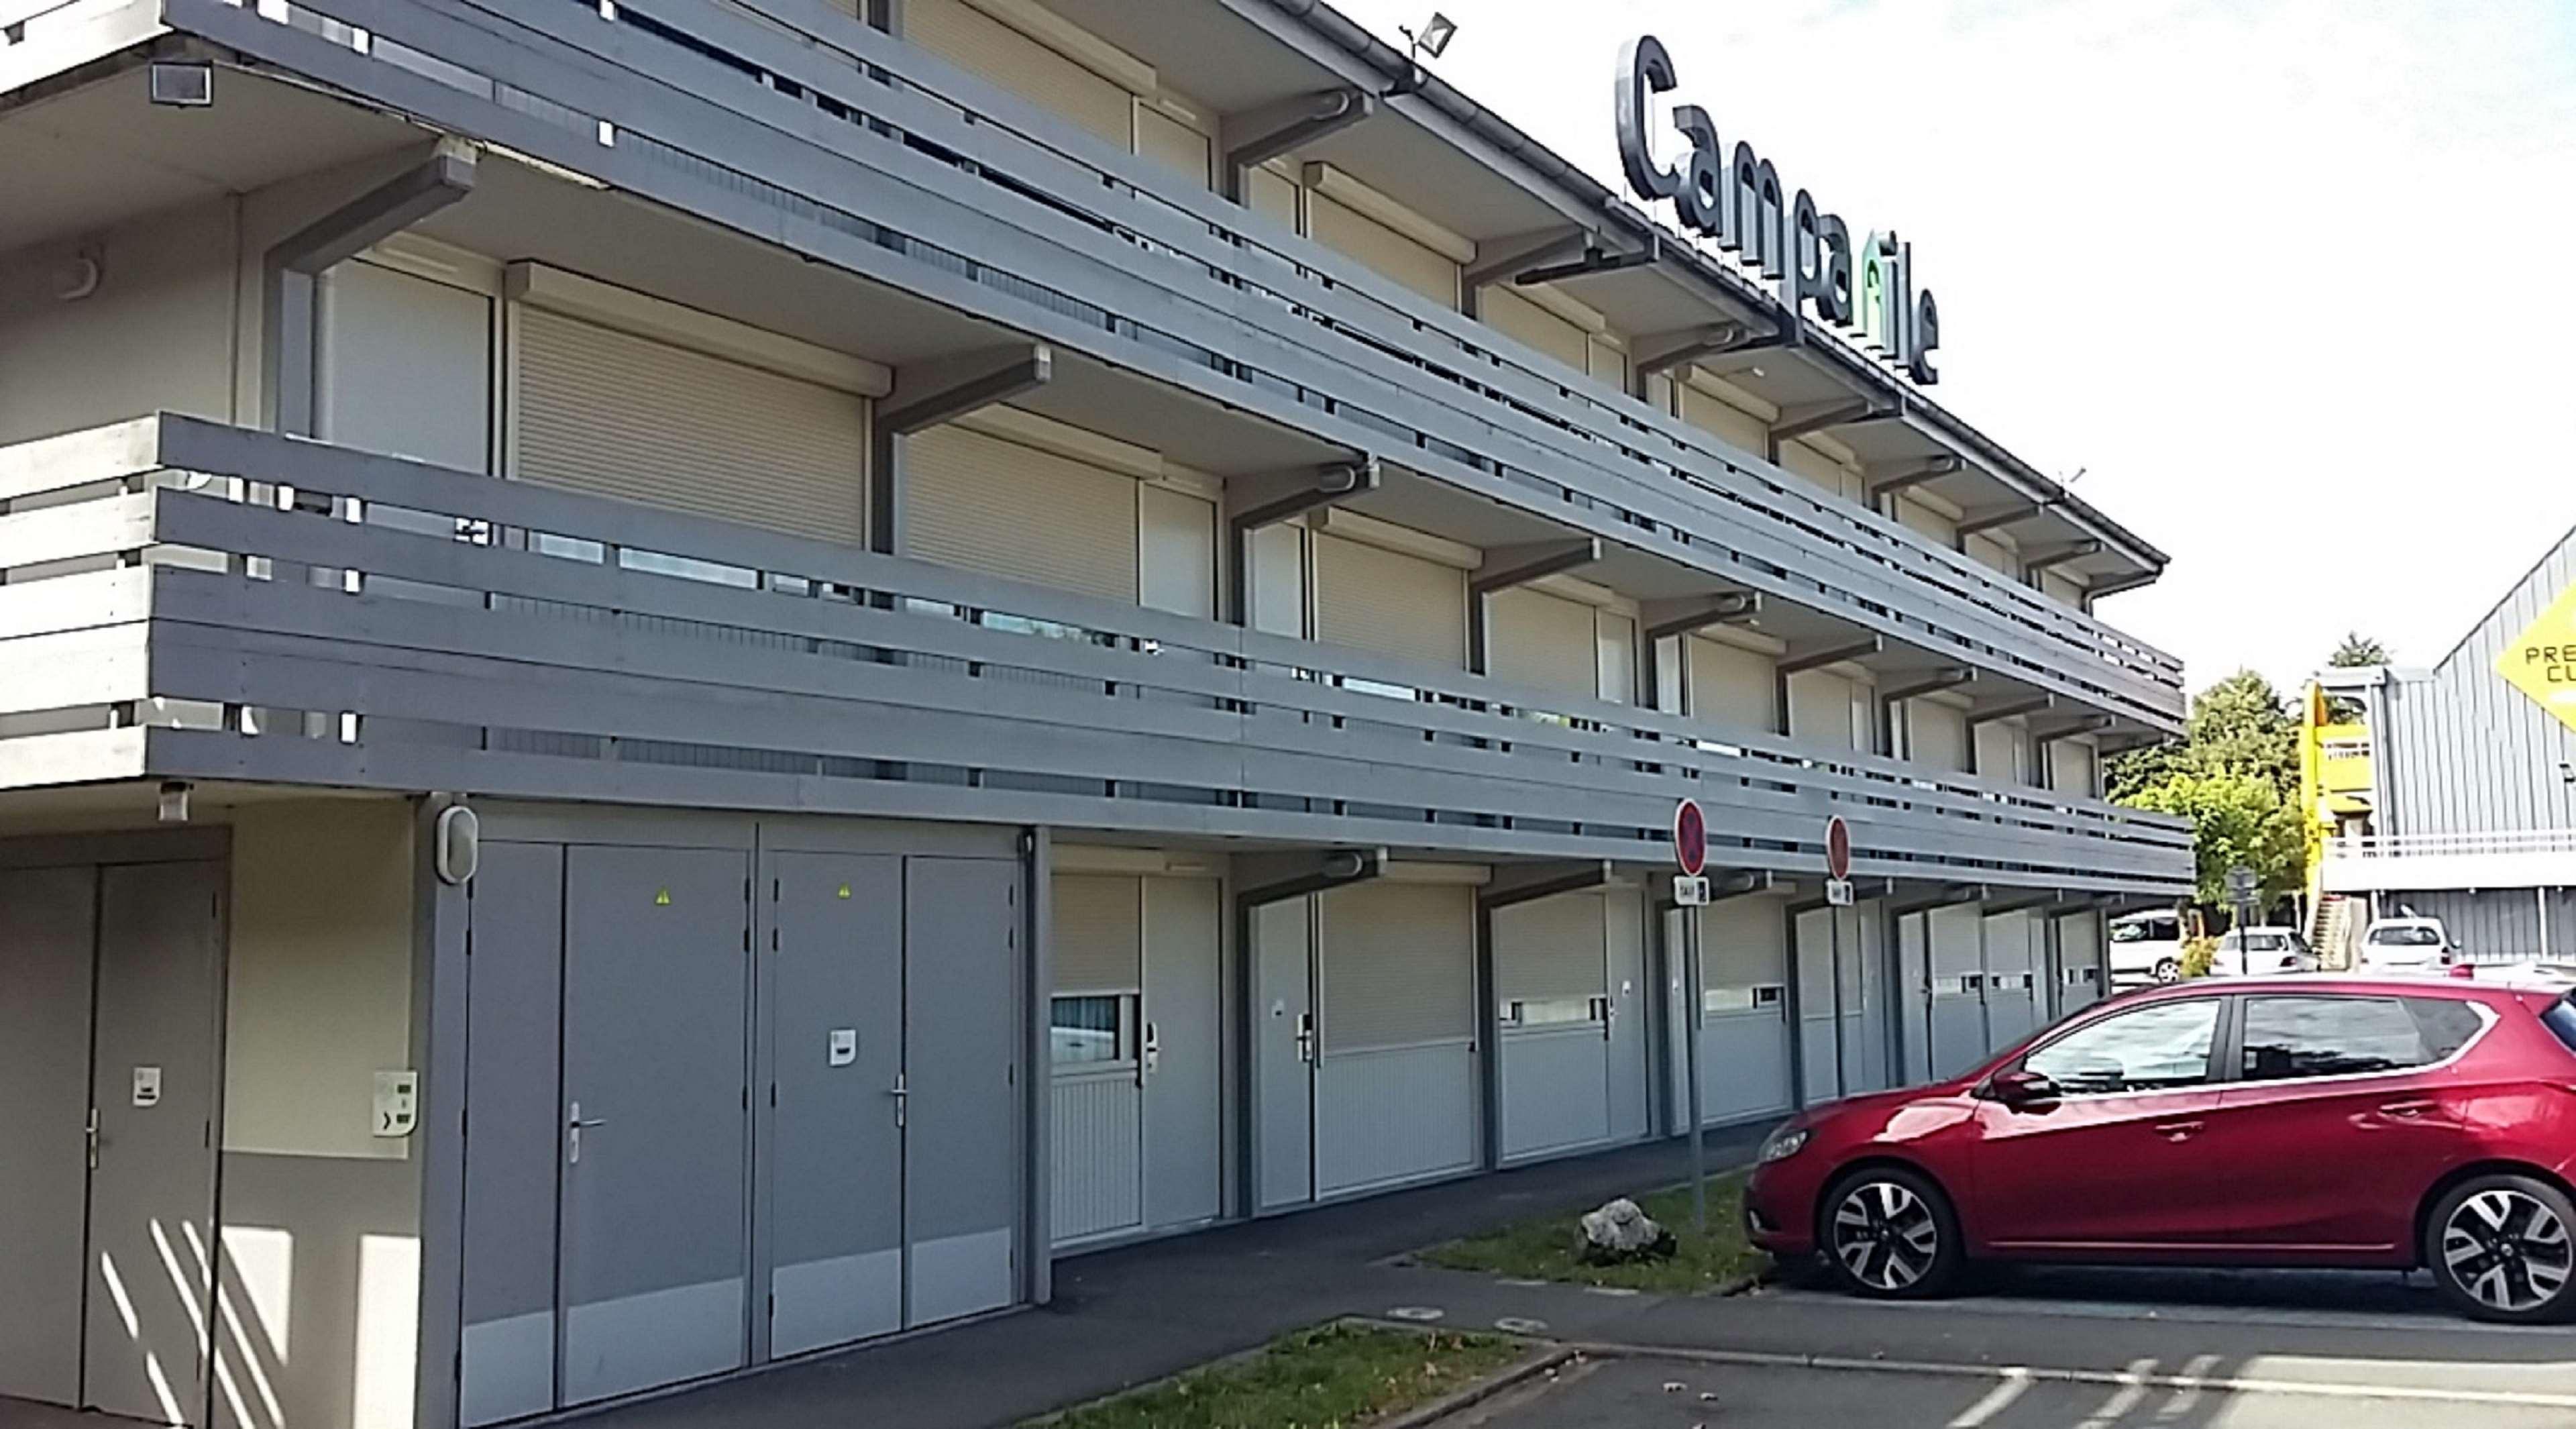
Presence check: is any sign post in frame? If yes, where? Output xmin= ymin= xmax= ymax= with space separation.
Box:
xmin=1823 ymin=815 xmax=1854 ymax=1098
xmin=2226 ymin=865 xmax=2260 ymax=963
xmin=1673 ymin=798 xmax=1709 ymax=1234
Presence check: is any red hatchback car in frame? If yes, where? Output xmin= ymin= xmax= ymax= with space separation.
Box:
xmin=1745 ymin=977 xmax=2576 ymax=1322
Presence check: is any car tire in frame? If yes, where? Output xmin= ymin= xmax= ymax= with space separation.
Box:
xmin=1817 ymin=1165 xmax=1965 ymax=1301
xmin=2424 ymin=1174 xmax=2576 ymax=1325
xmin=2153 ymin=957 xmax=2181 ymax=984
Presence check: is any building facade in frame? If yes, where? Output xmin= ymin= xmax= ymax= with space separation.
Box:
xmin=2311 ymin=523 xmax=2576 ymax=963
xmin=0 ymin=1 xmax=2188 ymax=1425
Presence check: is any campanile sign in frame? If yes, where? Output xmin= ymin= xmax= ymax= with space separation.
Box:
xmin=1615 ymin=35 xmax=1941 ymax=386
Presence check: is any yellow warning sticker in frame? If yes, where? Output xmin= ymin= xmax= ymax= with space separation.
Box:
xmin=2497 ymin=583 xmax=2576 ymax=734
xmin=655 ymin=888 xmax=672 ymax=906
xmin=837 ymin=885 xmax=853 ymax=899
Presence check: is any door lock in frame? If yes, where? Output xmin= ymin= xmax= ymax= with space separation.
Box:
xmin=567 ymin=1101 xmax=606 ymax=1164
xmin=1141 ymin=1020 xmax=1161 ymax=1083
xmin=890 ymin=1073 xmax=909 ymax=1128
xmin=1294 ymin=1012 xmax=1316 ymax=1065
xmin=86 ymin=1108 xmax=99 ymax=1171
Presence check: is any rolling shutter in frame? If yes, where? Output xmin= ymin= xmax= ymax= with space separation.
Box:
xmin=2040 ymin=568 xmax=2089 ymax=608
xmin=1780 ymin=440 xmax=1858 ymax=500
xmin=1596 ymin=611 xmax=1636 ymax=705
xmin=2050 ymin=737 xmax=2098 ymax=798
xmin=1307 ymin=192 xmax=1458 ymax=307
xmin=1976 ymin=718 xmax=2029 ymax=783
xmin=904 ymin=424 xmax=1139 ymax=601
xmin=1788 ymin=668 xmax=1858 ymax=751
xmin=1679 ymin=380 xmax=1768 ymax=458
xmin=1487 ymin=586 xmax=1596 ymax=699
xmin=1479 ymin=284 xmax=1589 ymax=374
xmin=1136 ymin=484 xmax=1215 ymax=619
xmin=1896 ymin=495 xmax=1958 ymax=547
xmin=1700 ymin=895 xmax=1786 ymax=990
xmin=1053 ymin=874 xmax=1141 ymax=992
xmin=1313 ymin=533 xmax=1465 ymax=668
xmin=1908 ymin=698 xmax=1971 ymax=773
xmin=513 ymin=307 xmax=868 ymax=544
xmin=904 ymin=0 xmax=1132 ymax=146
xmin=1688 ymin=636 xmax=1777 ymax=735
xmin=1493 ymin=894 xmax=1605 ymax=1002
xmin=1588 ymin=335 xmax=1630 ymax=391
xmin=1135 ymin=106 xmax=1210 ymax=187
xmin=1320 ymin=883 xmax=1471 ymax=1051
xmin=1966 ymin=532 xmax=2019 ymax=577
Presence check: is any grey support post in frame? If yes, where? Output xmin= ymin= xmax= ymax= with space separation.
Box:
xmin=410 ymin=794 xmax=474 ymax=1429
xmin=1022 ymin=827 xmax=1053 ymax=1305
xmin=265 ymin=138 xmax=477 ymax=436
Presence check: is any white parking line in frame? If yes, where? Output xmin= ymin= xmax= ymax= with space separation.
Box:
xmin=1763 ymin=1284 xmax=2561 ymax=1337
xmin=1570 ymin=1342 xmax=2576 ymax=1413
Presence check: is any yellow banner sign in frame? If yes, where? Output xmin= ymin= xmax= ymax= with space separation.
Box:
xmin=2497 ymin=584 xmax=2576 ymax=731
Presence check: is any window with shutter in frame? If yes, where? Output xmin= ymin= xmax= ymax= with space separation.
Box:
xmin=1478 ymin=284 xmax=1589 ymax=374
xmin=513 ymin=308 xmax=868 ymax=544
xmin=1053 ymin=874 xmax=1141 ymax=992
xmin=904 ymin=0 xmax=1133 ymax=146
xmin=1787 ymin=668 xmax=1858 ymax=752
xmin=903 ymin=424 xmax=1139 ymax=602
xmin=1896 ymin=495 xmax=1959 ymax=547
xmin=1688 ymin=636 xmax=1778 ymax=736
xmin=1306 ymin=192 xmax=1460 ymax=308
xmin=1679 ymin=378 xmax=1769 ymax=460
xmin=1487 ymin=586 xmax=1596 ymax=699
xmin=1493 ymin=894 xmax=1605 ymax=1006
xmin=1320 ymin=883 xmax=1472 ymax=1052
xmin=1907 ymin=698 xmax=1972 ymax=773
xmin=1313 ymin=533 xmax=1465 ymax=668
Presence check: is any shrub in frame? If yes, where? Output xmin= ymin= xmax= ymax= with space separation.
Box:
xmin=2180 ymin=935 xmax=2217 ymax=980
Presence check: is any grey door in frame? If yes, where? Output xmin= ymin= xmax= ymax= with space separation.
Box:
xmin=558 ymin=846 xmax=752 ymax=1406
xmin=1252 ymin=898 xmax=1316 ymax=1210
xmin=1142 ymin=878 xmax=1223 ymax=1231
xmin=460 ymin=843 xmax=566 ymax=1428
xmin=762 ymin=851 xmax=904 ymax=1358
xmin=1604 ymin=892 xmax=1650 ymax=1143
xmin=0 ymin=865 xmax=97 ymax=1408
xmin=903 ymin=857 xmax=1020 ymax=1327
xmin=85 ymin=859 xmax=223 ymax=1427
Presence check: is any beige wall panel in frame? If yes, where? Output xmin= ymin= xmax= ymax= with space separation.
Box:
xmin=1966 ymin=531 xmax=2020 ymax=578
xmin=1896 ymin=495 xmax=1958 ymax=547
xmin=1977 ymin=717 xmax=2031 ymax=784
xmin=515 ymin=308 xmax=869 ymax=544
xmin=1908 ymin=698 xmax=1972 ymax=773
xmin=1307 ymin=191 xmax=1459 ymax=309
xmin=1688 ymin=635 xmax=1777 ymax=735
xmin=2049 ymin=737 xmax=2099 ymax=798
xmin=1478 ymin=284 xmax=1589 ymax=374
xmin=1587 ymin=335 xmax=1630 ymax=391
xmin=1678 ymin=381 xmax=1768 ymax=460
xmin=319 ymin=258 xmax=494 ymax=473
xmin=905 ymin=422 xmax=1140 ymax=601
xmin=1487 ymin=585 xmax=1597 ymax=698
xmin=1780 ymin=439 xmax=1858 ymax=500
xmin=1138 ymin=482 xmax=1216 ymax=618
xmin=1247 ymin=163 xmax=1300 ymax=229
xmin=1788 ymin=668 xmax=1859 ymax=751
xmin=0 ymin=200 xmax=238 ymax=446
xmin=1246 ymin=522 xmax=1308 ymax=637
xmin=2041 ymin=568 xmax=2090 ymax=609
xmin=1596 ymin=611 xmax=1637 ymax=705
xmin=905 ymin=0 xmax=1132 ymax=146
xmin=223 ymin=801 xmax=415 ymax=1161
xmin=1313 ymin=531 xmax=1465 ymax=668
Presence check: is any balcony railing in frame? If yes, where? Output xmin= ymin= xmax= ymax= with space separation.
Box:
xmin=2320 ymin=829 xmax=2576 ymax=894
xmin=0 ymin=416 xmax=2193 ymax=894
xmin=134 ymin=0 xmax=2186 ymax=731
xmin=2330 ymin=831 xmax=2576 ymax=861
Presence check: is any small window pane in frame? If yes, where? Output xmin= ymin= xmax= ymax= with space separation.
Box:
xmin=2544 ymin=998 xmax=2576 ymax=1056
xmin=1051 ymin=994 xmax=1126 ymax=1066
xmin=2407 ymin=999 xmax=2487 ymax=1061
xmin=2239 ymin=996 xmax=2427 ymax=1081
xmin=2026 ymin=999 xmax=2218 ymax=1095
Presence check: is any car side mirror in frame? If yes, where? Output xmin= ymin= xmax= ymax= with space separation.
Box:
xmin=1986 ymin=1069 xmax=2061 ymax=1110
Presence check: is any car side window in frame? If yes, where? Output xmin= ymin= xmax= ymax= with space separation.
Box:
xmin=2024 ymin=1000 xmax=2220 ymax=1096
xmin=2238 ymin=996 xmax=2429 ymax=1082
xmin=2404 ymin=998 xmax=2486 ymax=1061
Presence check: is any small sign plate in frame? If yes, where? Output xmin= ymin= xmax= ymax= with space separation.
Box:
xmin=374 ymin=1070 xmax=419 ymax=1138
xmin=131 ymin=1066 xmax=162 ymax=1109
xmin=1825 ymin=878 xmax=1856 ymax=908
xmin=828 ymin=1028 xmax=859 ymax=1067
xmin=1672 ymin=874 xmax=1711 ymax=907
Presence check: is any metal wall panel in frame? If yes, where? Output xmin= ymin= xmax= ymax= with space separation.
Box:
xmin=762 ymin=851 xmax=904 ymax=1358
xmin=1049 ymin=1072 xmax=1141 ymax=1242
xmin=902 ymin=857 xmax=1021 ymax=1326
xmin=86 ymin=860 xmax=223 ymax=1427
xmin=1142 ymin=877 xmax=1223 ymax=1230
xmin=0 ymin=865 xmax=94 ymax=1409
xmin=1313 ymin=532 xmax=1466 ymax=669
xmin=2381 ymin=533 xmax=2576 ymax=839
xmin=557 ymin=845 xmax=752 ymax=1407
xmin=1252 ymin=897 xmax=1315 ymax=1211
xmin=515 ymin=309 xmax=869 ymax=545
xmin=902 ymin=0 xmax=1132 ymax=146
xmin=1313 ymin=1043 xmax=1475 ymax=1195
xmin=459 ymin=843 xmax=565 ymax=1428
xmin=2394 ymin=888 xmax=2576 ymax=963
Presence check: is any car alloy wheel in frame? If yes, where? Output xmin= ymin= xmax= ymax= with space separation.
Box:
xmin=2153 ymin=957 xmax=2181 ymax=984
xmin=1829 ymin=1179 xmax=1943 ymax=1293
xmin=2440 ymin=1187 xmax=2574 ymax=1317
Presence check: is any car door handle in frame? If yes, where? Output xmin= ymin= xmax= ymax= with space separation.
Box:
xmin=2152 ymin=1120 xmax=2205 ymax=1142
xmin=2379 ymin=1100 xmax=2436 ymax=1119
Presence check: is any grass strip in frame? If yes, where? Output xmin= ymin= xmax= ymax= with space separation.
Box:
xmin=1024 ymin=1321 xmax=1524 ymax=1429
xmin=1417 ymin=1169 xmax=1766 ymax=1294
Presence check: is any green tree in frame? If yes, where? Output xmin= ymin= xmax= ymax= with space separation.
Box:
xmin=2328 ymin=633 xmax=2391 ymax=668
xmin=2124 ymin=768 xmax=2306 ymax=907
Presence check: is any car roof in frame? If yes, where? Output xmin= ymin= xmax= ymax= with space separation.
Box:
xmin=2368 ymin=916 xmax=2443 ymax=927
xmin=2102 ymin=973 xmax=2507 ymax=1003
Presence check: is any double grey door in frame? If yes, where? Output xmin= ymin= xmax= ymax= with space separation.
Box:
xmin=460 ymin=838 xmax=1021 ymax=1424
xmin=0 ymin=859 xmax=223 ymax=1428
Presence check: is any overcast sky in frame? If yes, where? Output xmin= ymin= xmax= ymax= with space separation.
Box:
xmin=1331 ymin=0 xmax=2576 ymax=694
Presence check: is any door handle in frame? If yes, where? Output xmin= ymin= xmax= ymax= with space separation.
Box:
xmin=567 ymin=1100 xmax=607 ymax=1165
xmin=86 ymin=1108 xmax=99 ymax=1171
xmin=890 ymin=1073 xmax=908 ymax=1129
xmin=2151 ymin=1120 xmax=2204 ymax=1142
xmin=2379 ymin=1100 xmax=2436 ymax=1120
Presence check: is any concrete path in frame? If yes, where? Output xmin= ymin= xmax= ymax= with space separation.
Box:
xmin=559 ymin=1124 xmax=1772 ymax=1429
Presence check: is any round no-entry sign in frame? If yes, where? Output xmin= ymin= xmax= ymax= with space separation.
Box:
xmin=1825 ymin=814 xmax=1852 ymax=881
xmin=1673 ymin=799 xmax=1707 ymax=877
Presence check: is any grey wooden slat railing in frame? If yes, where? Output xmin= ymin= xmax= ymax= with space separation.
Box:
xmin=0 ymin=417 xmax=2191 ymax=894
xmin=146 ymin=0 xmax=2185 ymax=729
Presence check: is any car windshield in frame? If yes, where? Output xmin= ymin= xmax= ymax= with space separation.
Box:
xmin=2370 ymin=926 xmax=2441 ymax=946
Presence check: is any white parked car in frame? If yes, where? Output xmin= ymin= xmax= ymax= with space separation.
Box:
xmin=2474 ymin=961 xmax=2576 ymax=992
xmin=2357 ymin=916 xmax=2457 ymax=971
xmin=2108 ymin=909 xmax=2188 ymax=985
xmin=2211 ymin=926 xmax=2316 ymax=977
